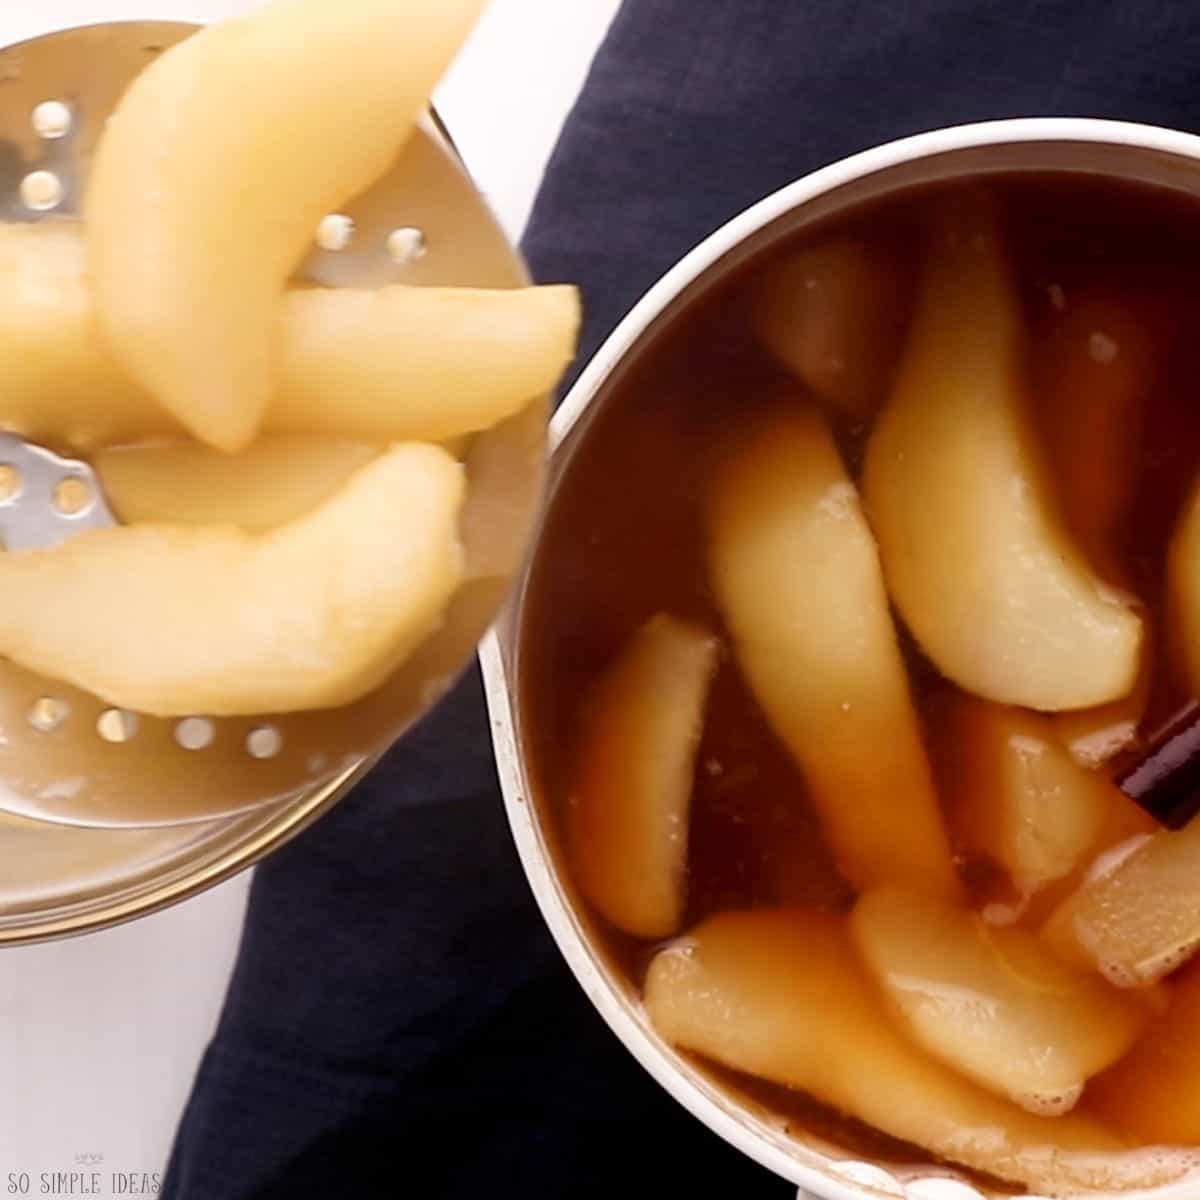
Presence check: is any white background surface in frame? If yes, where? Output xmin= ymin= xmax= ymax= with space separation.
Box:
xmin=0 ymin=0 xmax=619 ymax=1187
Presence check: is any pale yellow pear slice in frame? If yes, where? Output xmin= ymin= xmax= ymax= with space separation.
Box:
xmin=0 ymin=444 xmax=464 ymax=716
xmin=708 ymin=406 xmax=960 ymax=899
xmin=862 ymin=192 xmax=1142 ymax=710
xmin=748 ymin=237 xmax=909 ymax=419
xmin=1042 ymin=820 xmax=1200 ymax=988
xmin=1088 ymin=965 xmax=1200 ymax=1144
xmin=94 ymin=437 xmax=381 ymax=532
xmin=941 ymin=695 xmax=1153 ymax=901
xmin=0 ymin=222 xmax=168 ymax=448
xmin=644 ymin=909 xmax=1160 ymax=1194
xmin=0 ymin=223 xmax=577 ymax=449
xmin=275 ymin=283 xmax=579 ymax=441
xmin=566 ymin=614 xmax=718 ymax=939
xmin=86 ymin=0 xmax=488 ymax=450
xmin=850 ymin=888 xmax=1148 ymax=1114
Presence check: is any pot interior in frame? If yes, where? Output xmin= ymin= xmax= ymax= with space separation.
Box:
xmin=489 ymin=125 xmax=1200 ymax=1200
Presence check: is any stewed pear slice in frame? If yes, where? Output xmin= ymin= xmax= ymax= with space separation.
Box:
xmin=1039 ymin=287 xmax=1161 ymax=764
xmin=1088 ymin=965 xmax=1200 ymax=1144
xmin=274 ymin=283 xmax=578 ymax=441
xmin=0 ymin=222 xmax=166 ymax=448
xmin=0 ymin=223 xmax=578 ymax=449
xmin=645 ymin=910 xmax=1143 ymax=1195
xmin=94 ymin=437 xmax=381 ymax=532
xmin=708 ymin=407 xmax=959 ymax=898
xmin=1042 ymin=819 xmax=1200 ymax=987
xmin=748 ymin=237 xmax=908 ymax=418
xmin=0 ymin=444 xmax=464 ymax=717
xmin=566 ymin=614 xmax=719 ymax=938
xmin=1168 ymin=478 xmax=1200 ymax=698
xmin=1038 ymin=286 xmax=1159 ymax=584
xmin=862 ymin=193 xmax=1142 ymax=711
xmin=941 ymin=696 xmax=1153 ymax=901
xmin=851 ymin=888 xmax=1148 ymax=1114
xmin=87 ymin=0 xmax=487 ymax=450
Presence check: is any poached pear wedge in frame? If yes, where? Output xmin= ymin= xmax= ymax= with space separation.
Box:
xmin=708 ymin=407 xmax=959 ymax=899
xmin=565 ymin=614 xmax=719 ymax=938
xmin=748 ymin=237 xmax=908 ymax=419
xmin=863 ymin=193 xmax=1142 ymax=711
xmin=1039 ymin=287 xmax=1163 ymax=764
xmin=1042 ymin=818 xmax=1200 ymax=988
xmin=644 ymin=909 xmax=1151 ymax=1194
xmin=95 ymin=437 xmax=381 ymax=533
xmin=851 ymin=887 xmax=1148 ymax=1114
xmin=0 ymin=444 xmax=465 ymax=717
xmin=940 ymin=694 xmax=1152 ymax=903
xmin=86 ymin=0 xmax=488 ymax=450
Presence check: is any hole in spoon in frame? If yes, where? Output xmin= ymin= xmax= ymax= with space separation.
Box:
xmin=315 ymin=213 xmax=354 ymax=251
xmin=0 ymin=464 xmax=23 ymax=503
xmin=20 ymin=169 xmax=62 ymax=212
xmin=175 ymin=716 xmax=214 ymax=751
xmin=28 ymin=696 xmax=68 ymax=732
xmin=386 ymin=226 xmax=427 ymax=265
xmin=97 ymin=709 xmax=138 ymax=743
xmin=53 ymin=476 xmax=91 ymax=515
xmin=31 ymin=100 xmax=71 ymax=140
xmin=246 ymin=725 xmax=283 ymax=759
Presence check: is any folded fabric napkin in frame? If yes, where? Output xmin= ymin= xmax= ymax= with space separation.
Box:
xmin=164 ymin=1 xmax=1200 ymax=1195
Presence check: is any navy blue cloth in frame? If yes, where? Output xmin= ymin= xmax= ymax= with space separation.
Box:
xmin=164 ymin=2 xmax=1200 ymax=1196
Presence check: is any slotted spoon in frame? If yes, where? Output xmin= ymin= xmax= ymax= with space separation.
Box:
xmin=0 ymin=18 xmax=545 ymax=829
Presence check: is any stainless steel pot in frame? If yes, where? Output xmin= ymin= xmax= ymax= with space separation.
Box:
xmin=481 ymin=118 xmax=1200 ymax=1200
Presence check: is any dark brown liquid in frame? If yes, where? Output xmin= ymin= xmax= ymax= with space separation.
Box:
xmin=517 ymin=173 xmax=1200 ymax=1173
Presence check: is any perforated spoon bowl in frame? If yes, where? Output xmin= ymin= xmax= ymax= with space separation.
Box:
xmin=0 ymin=18 xmax=545 ymax=829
